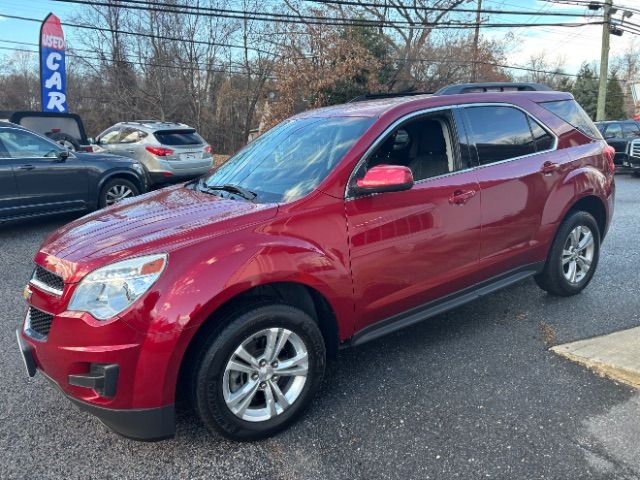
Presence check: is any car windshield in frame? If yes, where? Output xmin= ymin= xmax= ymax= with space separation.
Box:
xmin=201 ymin=116 xmax=373 ymax=203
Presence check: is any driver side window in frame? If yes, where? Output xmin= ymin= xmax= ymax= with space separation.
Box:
xmin=98 ymin=127 xmax=122 ymax=145
xmin=0 ymin=129 xmax=61 ymax=158
xmin=359 ymin=111 xmax=461 ymax=183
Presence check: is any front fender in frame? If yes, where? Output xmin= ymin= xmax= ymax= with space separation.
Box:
xmin=125 ymin=229 xmax=353 ymax=406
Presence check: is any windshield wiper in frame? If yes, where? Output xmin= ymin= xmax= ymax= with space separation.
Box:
xmin=198 ymin=182 xmax=257 ymax=201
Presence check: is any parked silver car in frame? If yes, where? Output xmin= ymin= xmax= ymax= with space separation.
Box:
xmin=93 ymin=121 xmax=213 ymax=185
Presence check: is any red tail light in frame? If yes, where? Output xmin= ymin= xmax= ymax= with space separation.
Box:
xmin=204 ymin=145 xmax=213 ymax=155
xmin=145 ymin=146 xmax=174 ymax=157
xmin=604 ymin=144 xmax=616 ymax=173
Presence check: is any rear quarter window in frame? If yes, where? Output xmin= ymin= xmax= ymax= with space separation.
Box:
xmin=154 ymin=129 xmax=203 ymax=146
xmin=539 ymin=99 xmax=602 ymax=139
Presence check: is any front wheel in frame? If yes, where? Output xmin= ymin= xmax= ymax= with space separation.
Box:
xmin=535 ymin=211 xmax=600 ymax=296
xmin=190 ymin=303 xmax=326 ymax=440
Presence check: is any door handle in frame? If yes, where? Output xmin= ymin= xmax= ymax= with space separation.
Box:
xmin=18 ymin=165 xmax=35 ymax=171
xmin=540 ymin=161 xmax=560 ymax=174
xmin=448 ymin=189 xmax=476 ymax=205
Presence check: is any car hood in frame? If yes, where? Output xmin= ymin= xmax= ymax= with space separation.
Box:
xmin=38 ymin=185 xmax=278 ymax=281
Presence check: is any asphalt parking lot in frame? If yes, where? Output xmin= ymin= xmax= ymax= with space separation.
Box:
xmin=1 ymin=175 xmax=639 ymax=480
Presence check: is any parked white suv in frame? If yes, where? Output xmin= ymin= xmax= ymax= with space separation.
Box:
xmin=93 ymin=121 xmax=213 ymax=184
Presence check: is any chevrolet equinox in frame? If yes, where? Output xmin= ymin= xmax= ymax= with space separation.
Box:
xmin=17 ymin=83 xmax=615 ymax=441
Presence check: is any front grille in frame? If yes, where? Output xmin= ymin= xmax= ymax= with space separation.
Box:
xmin=26 ymin=307 xmax=54 ymax=339
xmin=31 ymin=265 xmax=64 ymax=295
xmin=630 ymin=139 xmax=640 ymax=158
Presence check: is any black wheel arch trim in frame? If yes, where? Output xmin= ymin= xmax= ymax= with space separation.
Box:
xmin=98 ymin=169 xmax=146 ymax=195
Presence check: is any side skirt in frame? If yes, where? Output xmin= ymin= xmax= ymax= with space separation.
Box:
xmin=348 ymin=262 xmax=545 ymax=347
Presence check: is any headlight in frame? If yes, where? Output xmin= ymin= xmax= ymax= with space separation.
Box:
xmin=68 ymin=254 xmax=167 ymax=320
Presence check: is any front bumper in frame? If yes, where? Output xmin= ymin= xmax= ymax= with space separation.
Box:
xmin=622 ymin=155 xmax=640 ymax=170
xmin=16 ymin=327 xmax=176 ymax=441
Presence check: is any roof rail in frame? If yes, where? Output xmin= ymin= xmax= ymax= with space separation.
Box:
xmin=348 ymin=91 xmax=433 ymax=103
xmin=434 ymin=82 xmax=552 ymax=95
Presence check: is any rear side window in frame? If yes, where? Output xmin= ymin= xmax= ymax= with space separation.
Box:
xmin=604 ymin=123 xmax=623 ymax=139
xmin=622 ymin=123 xmax=640 ymax=137
xmin=527 ymin=117 xmax=555 ymax=151
xmin=539 ymin=99 xmax=602 ymax=139
xmin=464 ymin=106 xmax=536 ymax=165
xmin=154 ymin=129 xmax=203 ymax=146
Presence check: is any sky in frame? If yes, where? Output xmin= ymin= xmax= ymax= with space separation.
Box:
xmin=0 ymin=0 xmax=638 ymax=76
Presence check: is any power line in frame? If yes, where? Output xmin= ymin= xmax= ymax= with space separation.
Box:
xmin=49 ymin=0 xmax=604 ymax=30
xmin=0 ymin=13 xmax=274 ymax=55
xmin=301 ymin=0 xmax=588 ymax=16
xmin=0 ymin=45 xmax=278 ymax=78
xmin=0 ymin=40 xmax=626 ymax=82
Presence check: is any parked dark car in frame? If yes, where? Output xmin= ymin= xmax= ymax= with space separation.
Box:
xmin=0 ymin=122 xmax=147 ymax=222
xmin=595 ymin=120 xmax=640 ymax=166
xmin=18 ymin=83 xmax=615 ymax=442
xmin=625 ymin=138 xmax=640 ymax=176
xmin=0 ymin=110 xmax=93 ymax=152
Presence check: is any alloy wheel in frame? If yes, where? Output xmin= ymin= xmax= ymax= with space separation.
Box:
xmin=105 ymin=184 xmax=134 ymax=205
xmin=562 ymin=225 xmax=595 ymax=284
xmin=222 ymin=328 xmax=309 ymax=422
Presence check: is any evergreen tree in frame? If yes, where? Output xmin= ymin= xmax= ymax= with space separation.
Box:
xmin=605 ymin=72 xmax=626 ymax=120
xmin=572 ymin=63 xmax=598 ymax=119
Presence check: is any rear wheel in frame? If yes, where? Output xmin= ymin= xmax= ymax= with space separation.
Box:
xmin=99 ymin=178 xmax=139 ymax=208
xmin=190 ymin=303 xmax=326 ymax=440
xmin=535 ymin=211 xmax=600 ymax=296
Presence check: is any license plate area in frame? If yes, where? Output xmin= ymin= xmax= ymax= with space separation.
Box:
xmin=179 ymin=152 xmax=199 ymax=161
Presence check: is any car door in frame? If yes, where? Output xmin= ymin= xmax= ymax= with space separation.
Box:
xmin=346 ymin=108 xmax=481 ymax=331
xmin=601 ymin=123 xmax=626 ymax=165
xmin=461 ymin=104 xmax=560 ymax=277
xmin=108 ymin=127 xmax=146 ymax=160
xmin=0 ymin=136 xmax=21 ymax=218
xmin=0 ymin=127 xmax=89 ymax=214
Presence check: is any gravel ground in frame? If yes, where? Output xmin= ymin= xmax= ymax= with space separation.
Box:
xmin=1 ymin=175 xmax=639 ymax=480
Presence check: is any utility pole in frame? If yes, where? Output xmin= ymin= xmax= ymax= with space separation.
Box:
xmin=471 ymin=0 xmax=482 ymax=82
xmin=596 ymin=0 xmax=613 ymax=121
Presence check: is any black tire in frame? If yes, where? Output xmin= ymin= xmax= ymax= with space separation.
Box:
xmin=534 ymin=210 xmax=600 ymax=296
xmin=189 ymin=303 xmax=326 ymax=441
xmin=98 ymin=178 xmax=140 ymax=208
xmin=48 ymin=132 xmax=81 ymax=151
xmin=632 ymin=171 xmax=640 ymax=178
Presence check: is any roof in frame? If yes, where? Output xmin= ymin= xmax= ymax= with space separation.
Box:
xmin=116 ymin=120 xmax=193 ymax=130
xmin=294 ymin=90 xmax=574 ymax=120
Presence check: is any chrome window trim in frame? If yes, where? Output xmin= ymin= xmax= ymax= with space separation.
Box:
xmin=345 ymin=102 xmax=559 ymax=200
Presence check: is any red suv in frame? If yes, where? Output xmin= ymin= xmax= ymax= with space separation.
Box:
xmin=17 ymin=84 xmax=615 ymax=441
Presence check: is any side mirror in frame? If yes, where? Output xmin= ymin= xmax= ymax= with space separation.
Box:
xmin=57 ymin=150 xmax=70 ymax=162
xmin=87 ymin=137 xmax=96 ymax=144
xmin=355 ymin=165 xmax=414 ymax=195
